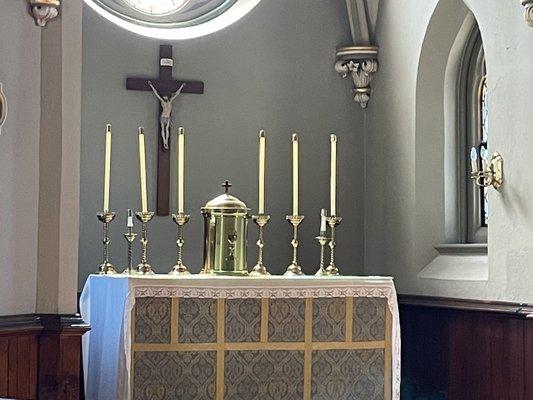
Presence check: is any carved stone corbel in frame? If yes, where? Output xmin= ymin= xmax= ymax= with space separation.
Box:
xmin=29 ymin=0 xmax=60 ymax=27
xmin=335 ymin=46 xmax=379 ymax=109
xmin=337 ymin=0 xmax=380 ymax=108
xmin=522 ymin=0 xmax=533 ymax=26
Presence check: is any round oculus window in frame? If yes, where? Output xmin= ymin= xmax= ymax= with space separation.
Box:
xmin=123 ymin=0 xmax=189 ymax=15
xmin=83 ymin=0 xmax=261 ymax=39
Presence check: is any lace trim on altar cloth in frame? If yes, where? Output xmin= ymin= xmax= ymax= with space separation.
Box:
xmin=123 ymin=284 xmax=401 ymax=400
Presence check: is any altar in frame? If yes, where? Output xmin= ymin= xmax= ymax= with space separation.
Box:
xmin=80 ymin=275 xmax=400 ymax=400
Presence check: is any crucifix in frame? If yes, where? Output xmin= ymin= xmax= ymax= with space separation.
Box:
xmin=126 ymin=44 xmax=204 ymax=216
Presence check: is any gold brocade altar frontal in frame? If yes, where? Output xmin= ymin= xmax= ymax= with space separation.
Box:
xmin=131 ymin=296 xmax=392 ymax=400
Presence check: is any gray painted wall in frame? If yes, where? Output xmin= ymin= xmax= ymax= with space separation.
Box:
xmin=365 ymin=0 xmax=533 ymax=303
xmin=79 ymin=0 xmax=364 ymax=288
xmin=0 ymin=0 xmax=41 ymax=315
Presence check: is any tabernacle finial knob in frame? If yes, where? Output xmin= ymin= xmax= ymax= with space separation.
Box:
xmin=222 ymin=180 xmax=232 ymax=194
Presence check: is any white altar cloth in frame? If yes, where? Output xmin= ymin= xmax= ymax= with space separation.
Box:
xmin=80 ymin=275 xmax=401 ymax=400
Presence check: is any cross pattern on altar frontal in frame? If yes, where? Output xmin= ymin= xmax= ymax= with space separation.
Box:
xmin=131 ymin=296 xmax=392 ymax=400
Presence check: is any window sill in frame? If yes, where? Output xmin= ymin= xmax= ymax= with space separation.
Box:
xmin=434 ymin=243 xmax=487 ymax=255
xmin=417 ymin=243 xmax=488 ymax=282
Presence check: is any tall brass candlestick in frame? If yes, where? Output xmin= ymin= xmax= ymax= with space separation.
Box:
xmin=284 ymin=215 xmax=305 ymax=276
xmin=169 ymin=212 xmax=191 ymax=275
xmin=326 ymin=216 xmax=342 ymax=276
xmin=97 ymin=211 xmax=117 ymax=275
xmin=136 ymin=211 xmax=155 ymax=274
xmin=250 ymin=214 xmax=271 ymax=276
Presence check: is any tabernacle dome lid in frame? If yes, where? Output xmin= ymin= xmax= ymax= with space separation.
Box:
xmin=202 ymin=180 xmax=248 ymax=212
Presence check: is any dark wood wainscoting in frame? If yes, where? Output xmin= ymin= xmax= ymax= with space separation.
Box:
xmin=399 ymin=295 xmax=533 ymax=400
xmin=0 ymin=314 xmax=89 ymax=400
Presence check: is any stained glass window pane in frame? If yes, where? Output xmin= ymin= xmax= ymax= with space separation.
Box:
xmin=479 ymin=76 xmax=488 ymax=226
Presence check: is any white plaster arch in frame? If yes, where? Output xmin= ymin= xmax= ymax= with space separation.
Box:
xmin=413 ymin=0 xmax=488 ymax=279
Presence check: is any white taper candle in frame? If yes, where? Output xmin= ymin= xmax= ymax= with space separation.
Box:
xmin=258 ymin=130 xmax=266 ymax=214
xmin=177 ymin=127 xmax=185 ymax=213
xmin=292 ymin=133 xmax=299 ymax=215
xmin=138 ymin=127 xmax=148 ymax=213
xmin=103 ymin=124 xmax=112 ymax=212
xmin=330 ymin=134 xmax=337 ymax=216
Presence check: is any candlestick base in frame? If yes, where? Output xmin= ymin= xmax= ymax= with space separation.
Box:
xmin=122 ymin=267 xmax=137 ymax=275
xmin=169 ymin=262 xmax=190 ymax=276
xmin=250 ymin=263 xmax=270 ymax=276
xmin=284 ymin=215 xmax=305 ymax=276
xmin=284 ymin=262 xmax=303 ymax=276
xmin=325 ymin=265 xmax=340 ymax=276
xmin=99 ymin=262 xmax=117 ymax=275
xmin=136 ymin=262 xmax=154 ymax=275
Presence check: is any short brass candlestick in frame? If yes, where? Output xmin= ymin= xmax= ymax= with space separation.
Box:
xmin=135 ymin=211 xmax=155 ymax=275
xmin=97 ymin=212 xmax=117 ymax=275
xmin=169 ymin=212 xmax=191 ymax=275
xmin=122 ymin=227 xmax=137 ymax=275
xmin=314 ymin=235 xmax=328 ymax=276
xmin=326 ymin=216 xmax=342 ymax=276
xmin=250 ymin=214 xmax=271 ymax=276
xmin=284 ymin=215 xmax=305 ymax=276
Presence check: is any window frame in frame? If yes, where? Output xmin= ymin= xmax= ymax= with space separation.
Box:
xmin=457 ymin=24 xmax=487 ymax=244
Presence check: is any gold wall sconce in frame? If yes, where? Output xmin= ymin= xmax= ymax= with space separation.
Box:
xmin=470 ymin=147 xmax=503 ymax=190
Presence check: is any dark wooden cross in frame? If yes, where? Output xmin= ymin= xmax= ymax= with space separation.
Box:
xmin=126 ymin=44 xmax=204 ymax=216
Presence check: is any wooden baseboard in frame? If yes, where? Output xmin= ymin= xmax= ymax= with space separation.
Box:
xmin=0 ymin=313 xmax=89 ymax=400
xmin=398 ymin=294 xmax=533 ymax=316
xmin=399 ymin=294 xmax=533 ymax=400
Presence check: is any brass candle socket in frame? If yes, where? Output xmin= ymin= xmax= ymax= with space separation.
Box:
xmin=169 ymin=212 xmax=191 ymax=276
xmin=284 ymin=215 xmax=305 ymax=276
xmin=250 ymin=214 xmax=271 ymax=276
xmin=96 ymin=212 xmax=117 ymax=275
xmin=135 ymin=211 xmax=155 ymax=275
xmin=326 ymin=216 xmax=342 ymax=276
xmin=470 ymin=152 xmax=503 ymax=190
xmin=122 ymin=227 xmax=137 ymax=275
xmin=314 ymin=235 xmax=329 ymax=276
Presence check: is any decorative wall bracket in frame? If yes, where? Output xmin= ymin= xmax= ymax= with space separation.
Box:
xmin=336 ymin=0 xmax=380 ymax=108
xmin=335 ymin=46 xmax=379 ymax=109
xmin=29 ymin=0 xmax=60 ymax=27
xmin=522 ymin=0 xmax=533 ymax=26
xmin=0 ymin=83 xmax=6 ymax=136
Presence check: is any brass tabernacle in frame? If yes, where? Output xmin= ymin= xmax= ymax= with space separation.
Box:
xmin=97 ymin=211 xmax=117 ymax=275
xmin=326 ymin=216 xmax=342 ymax=276
xmin=169 ymin=212 xmax=191 ymax=275
xmin=201 ymin=181 xmax=250 ymax=276
xmin=136 ymin=211 xmax=155 ymax=275
xmin=250 ymin=214 xmax=271 ymax=276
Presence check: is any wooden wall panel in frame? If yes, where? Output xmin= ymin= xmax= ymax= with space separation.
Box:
xmin=400 ymin=295 xmax=533 ymax=400
xmin=525 ymin=321 xmax=533 ymax=400
xmin=0 ymin=333 xmax=39 ymax=400
xmin=0 ymin=314 xmax=89 ymax=400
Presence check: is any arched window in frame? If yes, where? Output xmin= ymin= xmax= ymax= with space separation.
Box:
xmin=460 ymin=23 xmax=487 ymax=243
